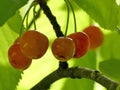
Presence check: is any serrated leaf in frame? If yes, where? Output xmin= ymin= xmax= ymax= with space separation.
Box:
xmin=0 ymin=11 xmax=23 ymax=90
xmin=100 ymin=32 xmax=120 ymax=60
xmin=0 ymin=0 xmax=28 ymax=26
xmin=74 ymin=0 xmax=120 ymax=30
xmin=99 ymin=59 xmax=120 ymax=82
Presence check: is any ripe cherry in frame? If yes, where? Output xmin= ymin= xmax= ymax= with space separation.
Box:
xmin=83 ymin=25 xmax=104 ymax=49
xmin=20 ymin=30 xmax=49 ymax=59
xmin=51 ymin=37 xmax=75 ymax=62
xmin=8 ymin=43 xmax=32 ymax=70
xmin=68 ymin=32 xmax=90 ymax=58
xmin=14 ymin=37 xmax=20 ymax=44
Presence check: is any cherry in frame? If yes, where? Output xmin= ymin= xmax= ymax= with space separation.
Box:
xmin=20 ymin=30 xmax=49 ymax=59
xmin=51 ymin=37 xmax=75 ymax=62
xmin=14 ymin=37 xmax=20 ymax=44
xmin=8 ymin=43 xmax=32 ymax=70
xmin=83 ymin=25 xmax=104 ymax=49
xmin=68 ymin=32 xmax=90 ymax=58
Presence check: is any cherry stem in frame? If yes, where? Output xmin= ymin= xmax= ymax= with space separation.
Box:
xmin=64 ymin=0 xmax=70 ymax=36
xmin=33 ymin=4 xmax=37 ymax=30
xmin=27 ymin=7 xmax=41 ymax=30
xmin=67 ymin=0 xmax=77 ymax=33
xmin=19 ymin=2 xmax=35 ymax=37
xmin=26 ymin=10 xmax=29 ymax=29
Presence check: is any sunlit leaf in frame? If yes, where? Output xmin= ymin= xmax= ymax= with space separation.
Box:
xmin=0 ymin=11 xmax=22 ymax=90
xmin=74 ymin=0 xmax=120 ymax=30
xmin=100 ymin=32 xmax=120 ymax=60
xmin=0 ymin=0 xmax=28 ymax=26
xmin=99 ymin=59 xmax=120 ymax=82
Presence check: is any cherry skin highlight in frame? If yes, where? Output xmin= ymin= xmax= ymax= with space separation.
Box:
xmin=68 ymin=32 xmax=90 ymax=58
xmin=51 ymin=37 xmax=75 ymax=62
xmin=20 ymin=30 xmax=49 ymax=59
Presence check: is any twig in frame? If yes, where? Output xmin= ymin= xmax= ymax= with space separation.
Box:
xmin=31 ymin=67 xmax=120 ymax=90
xmin=35 ymin=0 xmax=68 ymax=72
xmin=35 ymin=0 xmax=63 ymax=37
xmin=31 ymin=0 xmax=120 ymax=90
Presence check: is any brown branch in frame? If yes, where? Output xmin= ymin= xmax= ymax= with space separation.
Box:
xmin=30 ymin=1 xmax=119 ymax=90
xmin=35 ymin=0 xmax=63 ymax=37
xmin=35 ymin=0 xmax=68 ymax=71
xmin=31 ymin=67 xmax=119 ymax=90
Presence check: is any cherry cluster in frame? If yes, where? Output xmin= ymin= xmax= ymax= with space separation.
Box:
xmin=52 ymin=25 xmax=104 ymax=62
xmin=8 ymin=25 xmax=104 ymax=70
xmin=8 ymin=30 xmax=49 ymax=70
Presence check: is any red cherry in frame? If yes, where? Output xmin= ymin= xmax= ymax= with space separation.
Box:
xmin=68 ymin=32 xmax=90 ymax=58
xmin=51 ymin=37 xmax=75 ymax=61
xmin=14 ymin=37 xmax=20 ymax=44
xmin=20 ymin=30 xmax=49 ymax=59
xmin=8 ymin=43 xmax=32 ymax=70
xmin=83 ymin=26 xmax=104 ymax=49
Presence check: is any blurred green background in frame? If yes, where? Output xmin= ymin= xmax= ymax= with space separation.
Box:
xmin=0 ymin=0 xmax=120 ymax=90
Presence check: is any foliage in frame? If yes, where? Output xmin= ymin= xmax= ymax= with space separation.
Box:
xmin=0 ymin=0 xmax=120 ymax=90
xmin=99 ymin=59 xmax=120 ymax=82
xmin=0 ymin=11 xmax=22 ymax=90
xmin=100 ymin=32 xmax=120 ymax=82
xmin=74 ymin=0 xmax=120 ymax=30
xmin=0 ymin=0 xmax=28 ymax=26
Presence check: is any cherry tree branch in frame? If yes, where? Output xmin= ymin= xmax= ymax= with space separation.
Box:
xmin=35 ymin=0 xmax=68 ymax=71
xmin=31 ymin=0 xmax=120 ymax=90
xmin=31 ymin=67 xmax=119 ymax=90
xmin=35 ymin=0 xmax=63 ymax=37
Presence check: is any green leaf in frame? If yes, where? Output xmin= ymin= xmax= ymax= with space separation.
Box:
xmin=62 ymin=51 xmax=96 ymax=90
xmin=74 ymin=0 xmax=120 ymax=30
xmin=7 ymin=11 xmax=23 ymax=34
xmin=100 ymin=32 xmax=120 ymax=60
xmin=0 ymin=11 xmax=22 ymax=90
xmin=0 ymin=0 xmax=28 ymax=26
xmin=99 ymin=59 xmax=120 ymax=82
